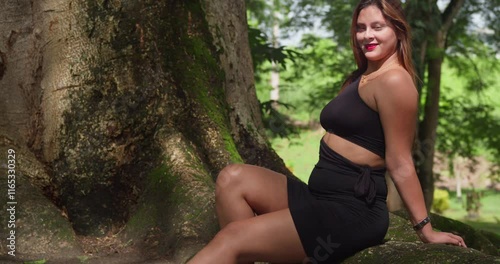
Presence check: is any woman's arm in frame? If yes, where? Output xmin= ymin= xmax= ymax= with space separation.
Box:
xmin=375 ymin=69 xmax=466 ymax=247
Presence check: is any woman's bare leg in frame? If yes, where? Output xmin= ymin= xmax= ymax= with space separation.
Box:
xmin=214 ymin=164 xmax=289 ymax=228
xmin=187 ymin=164 xmax=299 ymax=263
xmin=187 ymin=209 xmax=306 ymax=264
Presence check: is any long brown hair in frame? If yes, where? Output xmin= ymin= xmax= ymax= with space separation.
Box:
xmin=342 ymin=0 xmax=416 ymax=89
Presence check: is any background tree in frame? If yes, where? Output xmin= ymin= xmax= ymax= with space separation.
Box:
xmin=406 ymin=0 xmax=499 ymax=209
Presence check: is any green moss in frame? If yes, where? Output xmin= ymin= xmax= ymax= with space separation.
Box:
xmin=126 ymin=164 xmax=176 ymax=233
xmin=154 ymin=1 xmax=242 ymax=164
xmin=27 ymin=205 xmax=76 ymax=242
xmin=77 ymin=256 xmax=89 ymax=263
xmin=393 ymin=210 xmax=499 ymax=256
xmin=385 ymin=213 xmax=420 ymax=243
xmin=480 ymin=230 xmax=500 ymax=249
xmin=23 ymin=260 xmax=47 ymax=264
xmin=345 ymin=242 xmax=499 ymax=263
xmin=126 ymin=145 xmax=218 ymax=247
xmin=222 ymin=131 xmax=243 ymax=163
xmin=178 ymin=9 xmax=241 ymax=164
xmin=127 ymin=157 xmax=212 ymax=228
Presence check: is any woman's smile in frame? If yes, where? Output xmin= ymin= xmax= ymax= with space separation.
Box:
xmin=365 ymin=43 xmax=378 ymax=51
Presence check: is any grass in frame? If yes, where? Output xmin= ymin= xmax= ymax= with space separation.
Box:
xmin=437 ymin=190 xmax=500 ymax=235
xmin=271 ymin=129 xmax=324 ymax=183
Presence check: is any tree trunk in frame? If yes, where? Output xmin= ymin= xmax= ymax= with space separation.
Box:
xmin=406 ymin=0 xmax=465 ymax=210
xmin=0 ymin=0 xmax=290 ymax=261
xmin=455 ymin=163 xmax=462 ymax=200
xmin=270 ymin=9 xmax=280 ymax=108
xmin=0 ymin=0 xmax=39 ymax=146
xmin=404 ymin=0 xmax=434 ymax=95
xmin=418 ymin=44 xmax=444 ymax=210
xmin=386 ymin=174 xmax=404 ymax=212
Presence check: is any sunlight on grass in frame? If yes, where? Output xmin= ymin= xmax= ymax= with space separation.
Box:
xmin=271 ymin=129 xmax=324 ymax=183
xmin=437 ymin=190 xmax=500 ymax=235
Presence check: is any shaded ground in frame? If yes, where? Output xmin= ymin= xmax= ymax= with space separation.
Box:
xmin=1 ymin=235 xmax=175 ymax=264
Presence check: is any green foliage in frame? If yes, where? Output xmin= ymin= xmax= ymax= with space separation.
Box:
xmin=291 ymin=35 xmax=354 ymax=114
xmin=433 ymin=188 xmax=451 ymax=214
xmin=450 ymin=0 xmax=499 ymax=54
xmin=260 ymin=100 xmax=299 ymax=138
xmin=438 ymin=79 xmax=500 ymax=168
xmin=255 ymin=35 xmax=354 ymax=123
xmin=318 ymin=0 xmax=359 ymax=47
xmin=439 ymin=95 xmax=490 ymax=156
xmin=246 ymin=0 xmax=327 ymax=40
xmin=446 ymin=40 xmax=499 ymax=94
xmin=247 ymin=25 xmax=301 ymax=139
xmin=248 ymin=26 xmax=300 ymax=72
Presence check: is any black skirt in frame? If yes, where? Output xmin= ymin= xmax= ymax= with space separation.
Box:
xmin=287 ymin=139 xmax=389 ymax=263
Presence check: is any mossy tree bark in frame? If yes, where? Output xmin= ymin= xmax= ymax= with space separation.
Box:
xmin=0 ymin=0 xmax=290 ymax=261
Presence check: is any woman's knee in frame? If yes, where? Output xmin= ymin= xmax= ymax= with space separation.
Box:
xmin=215 ymin=164 xmax=246 ymax=194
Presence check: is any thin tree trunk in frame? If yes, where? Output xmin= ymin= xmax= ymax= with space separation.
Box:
xmin=418 ymin=48 xmax=443 ymax=209
xmin=270 ymin=10 xmax=280 ymax=107
xmin=455 ymin=157 xmax=462 ymax=200
xmin=411 ymin=0 xmax=465 ymax=210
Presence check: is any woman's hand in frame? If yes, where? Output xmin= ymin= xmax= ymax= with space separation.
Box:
xmin=417 ymin=228 xmax=467 ymax=248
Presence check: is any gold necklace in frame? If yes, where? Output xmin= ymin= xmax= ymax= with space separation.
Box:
xmin=360 ymin=59 xmax=400 ymax=85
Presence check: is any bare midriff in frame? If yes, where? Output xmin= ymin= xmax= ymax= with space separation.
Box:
xmin=323 ymin=132 xmax=386 ymax=168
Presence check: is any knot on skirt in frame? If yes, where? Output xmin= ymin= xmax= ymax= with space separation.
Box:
xmin=354 ymin=166 xmax=376 ymax=204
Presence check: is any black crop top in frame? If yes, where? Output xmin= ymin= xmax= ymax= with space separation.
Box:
xmin=320 ymin=77 xmax=385 ymax=158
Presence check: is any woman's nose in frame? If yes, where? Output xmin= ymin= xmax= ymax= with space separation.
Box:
xmin=364 ymin=28 xmax=375 ymax=39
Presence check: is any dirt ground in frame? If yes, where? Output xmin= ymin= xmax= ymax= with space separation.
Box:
xmin=1 ymin=234 xmax=179 ymax=264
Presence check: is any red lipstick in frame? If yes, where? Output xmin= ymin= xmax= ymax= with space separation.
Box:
xmin=365 ymin=44 xmax=377 ymax=51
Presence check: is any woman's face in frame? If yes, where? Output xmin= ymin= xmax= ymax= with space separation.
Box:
xmin=355 ymin=5 xmax=398 ymax=62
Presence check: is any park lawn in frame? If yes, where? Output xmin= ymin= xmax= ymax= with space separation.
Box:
xmin=271 ymin=129 xmax=323 ymax=183
xmin=439 ymin=190 xmax=500 ymax=235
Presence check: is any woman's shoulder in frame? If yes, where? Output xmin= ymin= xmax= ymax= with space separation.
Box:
xmin=374 ymin=67 xmax=418 ymax=105
xmin=381 ymin=67 xmax=413 ymax=86
xmin=376 ymin=67 xmax=417 ymax=94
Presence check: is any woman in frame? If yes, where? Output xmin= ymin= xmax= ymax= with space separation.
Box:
xmin=188 ymin=0 xmax=466 ymax=263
